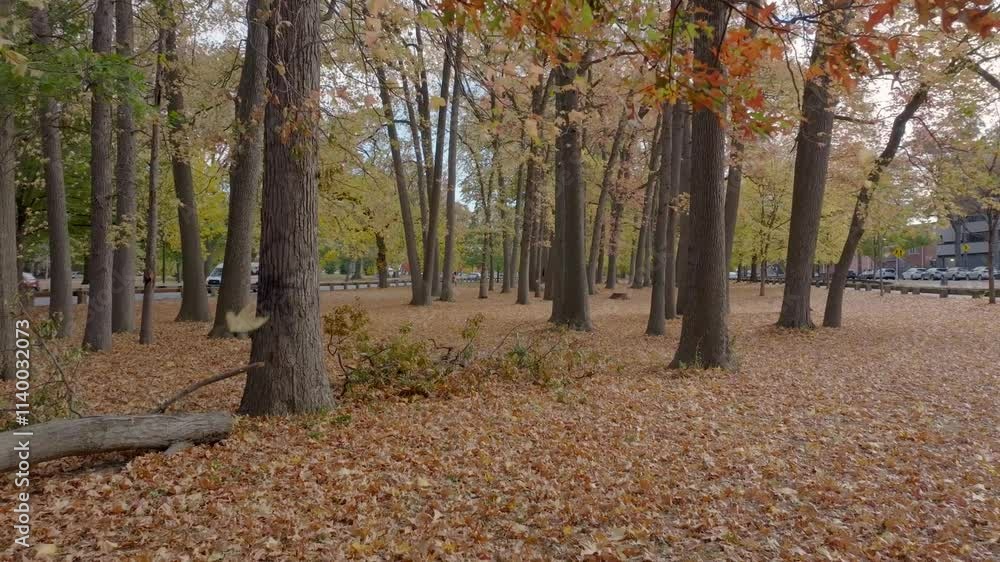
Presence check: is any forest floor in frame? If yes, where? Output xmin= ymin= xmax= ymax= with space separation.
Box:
xmin=1 ymin=283 xmax=998 ymax=560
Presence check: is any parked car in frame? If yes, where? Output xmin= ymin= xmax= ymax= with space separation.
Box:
xmin=943 ymin=267 xmax=970 ymax=280
xmin=860 ymin=269 xmax=874 ymax=280
xmin=19 ymin=272 xmax=39 ymax=292
xmin=728 ymin=271 xmax=737 ymax=280
xmin=846 ymin=270 xmax=857 ymax=279
xmin=969 ymin=266 xmax=1000 ymax=280
xmin=206 ymin=262 xmax=260 ymax=292
xmin=901 ymin=267 xmax=925 ymax=280
xmin=875 ymin=268 xmax=897 ymax=280
xmin=921 ymin=267 xmax=947 ymax=280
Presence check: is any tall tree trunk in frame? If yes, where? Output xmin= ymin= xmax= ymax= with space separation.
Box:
xmin=400 ymin=72 xmax=428 ymax=240
xmin=778 ymin=5 xmax=852 ymax=329
xmin=674 ymin=106 xmax=692 ymax=313
xmin=440 ymin=31 xmax=463 ymax=302
xmin=723 ymin=4 xmax=760 ymax=271
xmin=664 ymin=102 xmax=684 ymax=320
xmin=162 ymin=0 xmax=210 ymax=322
xmin=631 ymin=120 xmax=660 ymax=288
xmin=749 ymin=254 xmax=758 ymax=282
xmin=647 ymin=105 xmax=673 ymax=335
xmin=0 ymin=0 xmax=16 ymax=379
xmin=587 ymin=106 xmax=628 ymax=294
xmin=112 ymin=0 xmax=137 ymax=333
xmin=140 ymin=32 xmax=164 ymax=345
xmin=209 ymin=0 xmax=269 ymax=337
xmin=606 ymin=199 xmax=623 ymax=289
xmin=420 ymin=32 xmax=453 ymax=304
xmin=239 ymin=0 xmax=333 ymax=416
xmin=83 ymin=0 xmax=115 ymax=351
xmin=987 ymin=214 xmax=996 ymax=304
xmin=31 ymin=8 xmax=73 ymax=338
xmin=509 ymin=157 xmax=524 ymax=289
xmin=375 ymin=233 xmax=388 ymax=288
xmin=516 ymin=71 xmax=551 ymax=304
xmin=824 ymin=84 xmax=929 ymax=327
xmin=375 ymin=64 xmax=424 ymax=304
xmin=671 ymin=0 xmax=731 ymax=369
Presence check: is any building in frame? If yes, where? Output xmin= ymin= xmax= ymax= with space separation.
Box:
xmin=936 ymin=215 xmax=1000 ymax=268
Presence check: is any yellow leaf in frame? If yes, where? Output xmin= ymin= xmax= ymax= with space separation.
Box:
xmin=429 ymin=96 xmax=447 ymax=109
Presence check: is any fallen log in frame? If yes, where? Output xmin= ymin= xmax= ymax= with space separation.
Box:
xmin=0 ymin=412 xmax=233 ymax=472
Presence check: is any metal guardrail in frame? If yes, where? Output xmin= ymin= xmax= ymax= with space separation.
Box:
xmin=734 ymin=278 xmax=996 ymax=298
xmin=35 ymin=279 xmax=415 ymax=303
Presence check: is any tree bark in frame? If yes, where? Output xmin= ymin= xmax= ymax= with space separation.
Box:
xmin=778 ymin=5 xmax=852 ymax=329
xmin=209 ymin=0 xmax=268 ymax=337
xmin=606 ymin=199 xmax=624 ymax=289
xmin=375 ymin=64 xmax=424 ymax=304
xmin=631 ymin=119 xmax=661 ymax=288
xmin=30 ymin=9 xmax=73 ymax=339
xmin=419 ymin=32 xmax=453 ymax=304
xmin=824 ymin=84 xmax=929 ymax=327
xmin=375 ymin=233 xmax=389 ymax=288
xmin=587 ymin=106 xmax=628 ymax=294
xmin=239 ymin=0 xmax=334 ymax=415
xmin=140 ymin=32 xmax=164 ymax=345
xmin=664 ymin=103 xmax=684 ymax=320
xmin=671 ymin=0 xmax=731 ymax=369
xmin=440 ymin=31 xmax=463 ymax=302
xmin=162 ymin=0 xmax=210 ymax=322
xmin=0 ymin=0 xmax=15 ymax=379
xmin=647 ymin=105 xmax=673 ymax=335
xmin=516 ymin=71 xmax=551 ymax=304
xmin=83 ymin=0 xmax=115 ymax=351
xmin=0 ymin=413 xmax=233 ymax=472
xmin=675 ymin=106 xmax=692 ymax=314
xmin=112 ymin=0 xmax=137 ymax=333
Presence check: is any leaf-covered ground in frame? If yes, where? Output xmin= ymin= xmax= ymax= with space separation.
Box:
xmin=2 ymin=284 xmax=998 ymax=560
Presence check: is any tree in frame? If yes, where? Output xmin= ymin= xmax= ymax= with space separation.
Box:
xmin=824 ymin=84 xmax=930 ymax=326
xmin=209 ymin=0 xmax=268 ymax=337
xmin=112 ymin=0 xmax=138 ymax=333
xmin=777 ymin=3 xmax=853 ymax=329
xmin=141 ymin=30 xmax=165 ymax=345
xmin=647 ymin=104 xmax=673 ymax=335
xmin=30 ymin=8 xmax=73 ymax=338
xmin=239 ymin=0 xmax=334 ymax=415
xmin=440 ymin=30 xmax=464 ymax=302
xmin=670 ymin=0 xmax=730 ymax=369
xmin=83 ymin=0 xmax=115 ymax=351
xmin=161 ymin=0 xmax=210 ymax=322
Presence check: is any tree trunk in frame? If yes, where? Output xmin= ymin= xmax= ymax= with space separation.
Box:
xmin=987 ymin=215 xmax=996 ymax=304
xmin=420 ymin=33 xmax=453 ymax=305
xmin=209 ymin=0 xmax=268 ymax=337
xmin=778 ymin=6 xmax=852 ymax=329
xmin=606 ymin=199 xmax=623 ymax=289
xmin=375 ymin=233 xmax=388 ymax=288
xmin=0 ymin=413 xmax=233 ymax=472
xmin=647 ymin=106 xmax=673 ymax=335
xmin=824 ymin=84 xmax=929 ymax=327
xmin=374 ymin=64 xmax=424 ymax=304
xmin=400 ymin=72 xmax=428 ymax=241
xmin=749 ymin=254 xmax=758 ymax=282
xmin=140 ymin=33 xmax=164 ymax=345
xmin=239 ymin=0 xmax=334 ymax=416
xmin=516 ymin=72 xmax=551 ymax=304
xmin=83 ymin=0 xmax=115 ymax=351
xmin=664 ymin=103 xmax=684 ymax=320
xmin=671 ymin=0 xmax=731 ymax=369
xmin=440 ymin=31 xmax=463 ymax=302
xmin=112 ymin=0 xmax=137 ymax=333
xmin=30 ymin=9 xmax=73 ymax=339
xmin=588 ymin=106 xmax=628 ymax=294
xmin=674 ymin=106 xmax=692 ymax=314
xmin=631 ymin=121 xmax=660 ymax=289
xmin=162 ymin=0 xmax=210 ymax=322
xmin=759 ymin=258 xmax=767 ymax=296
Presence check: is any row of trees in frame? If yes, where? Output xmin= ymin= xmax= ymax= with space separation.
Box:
xmin=2 ymin=0 xmax=999 ymax=413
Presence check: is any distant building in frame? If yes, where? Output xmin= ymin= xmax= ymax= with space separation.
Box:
xmin=936 ymin=215 xmax=1000 ymax=268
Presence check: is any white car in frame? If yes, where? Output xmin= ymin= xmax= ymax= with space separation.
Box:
xmin=901 ymin=268 xmax=925 ymax=280
xmin=206 ymin=262 xmax=259 ymax=292
xmin=969 ymin=266 xmax=1000 ymax=280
